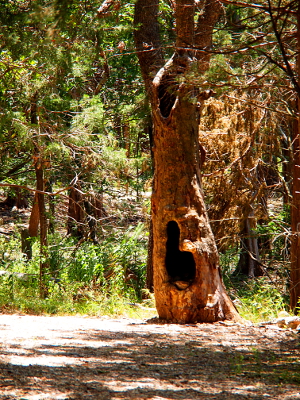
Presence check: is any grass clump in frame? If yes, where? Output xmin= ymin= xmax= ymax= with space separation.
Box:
xmin=220 ymin=247 xmax=289 ymax=323
xmin=233 ymin=278 xmax=288 ymax=323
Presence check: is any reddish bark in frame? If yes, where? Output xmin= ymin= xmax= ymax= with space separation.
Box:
xmin=290 ymin=2 xmax=300 ymax=312
xmin=135 ymin=0 xmax=241 ymax=322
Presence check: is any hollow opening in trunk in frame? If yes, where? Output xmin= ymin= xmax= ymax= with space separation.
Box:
xmin=158 ymin=74 xmax=176 ymax=118
xmin=165 ymin=221 xmax=196 ymax=285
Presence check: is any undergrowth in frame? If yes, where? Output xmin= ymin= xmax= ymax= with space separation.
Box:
xmin=229 ymin=277 xmax=288 ymax=322
xmin=220 ymin=248 xmax=290 ymax=323
xmin=0 ymin=223 xmax=292 ymax=322
xmin=0 ymin=223 xmax=156 ymax=319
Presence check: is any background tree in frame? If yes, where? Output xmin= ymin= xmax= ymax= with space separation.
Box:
xmin=0 ymin=0 xmax=151 ymax=298
xmin=215 ymin=0 xmax=300 ymax=310
xmin=199 ymin=93 xmax=280 ymax=275
xmin=177 ymin=0 xmax=299 ymax=312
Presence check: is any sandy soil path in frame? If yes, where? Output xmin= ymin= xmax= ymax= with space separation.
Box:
xmin=0 ymin=313 xmax=299 ymax=399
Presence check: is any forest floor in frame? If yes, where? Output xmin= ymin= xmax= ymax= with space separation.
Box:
xmin=0 ymin=314 xmax=299 ymax=400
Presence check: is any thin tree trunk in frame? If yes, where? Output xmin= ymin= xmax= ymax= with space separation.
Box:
xmin=84 ymin=198 xmax=98 ymax=244
xmin=67 ymin=185 xmax=85 ymax=239
xmin=28 ymin=193 xmax=40 ymax=237
xmin=237 ymin=212 xmax=264 ymax=278
xmin=21 ymin=229 xmax=32 ymax=260
xmin=124 ymin=122 xmax=130 ymax=157
xmin=145 ymin=112 xmax=154 ymax=291
xmin=22 ymin=191 xmax=39 ymax=260
xmin=35 ymin=159 xmax=48 ymax=298
xmin=290 ymin=2 xmax=300 ymax=312
xmin=290 ymin=106 xmax=300 ymax=311
xmin=22 ymin=92 xmax=40 ymax=261
xmin=146 ymin=218 xmax=154 ymax=292
xmin=46 ymin=180 xmax=55 ymax=234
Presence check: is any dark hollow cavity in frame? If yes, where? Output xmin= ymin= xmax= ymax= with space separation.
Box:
xmin=165 ymin=221 xmax=196 ymax=285
xmin=158 ymin=75 xmax=176 ymax=118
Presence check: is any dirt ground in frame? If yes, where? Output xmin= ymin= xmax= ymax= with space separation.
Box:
xmin=0 ymin=314 xmax=299 ymax=400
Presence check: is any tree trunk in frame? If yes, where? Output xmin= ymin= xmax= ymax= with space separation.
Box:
xmin=290 ymin=2 xmax=300 ymax=312
xmin=135 ymin=0 xmax=240 ymax=322
xmin=145 ymin=112 xmax=155 ymax=291
xmin=15 ymin=188 xmax=28 ymax=209
xmin=237 ymin=227 xmax=264 ymax=278
xmin=236 ymin=210 xmax=264 ymax=278
xmin=146 ymin=218 xmax=154 ymax=292
xmin=290 ymin=110 xmax=300 ymax=310
xmin=46 ymin=180 xmax=55 ymax=234
xmin=28 ymin=193 xmax=40 ymax=237
xmin=67 ymin=185 xmax=85 ymax=239
xmin=35 ymin=158 xmax=48 ymax=298
xmin=151 ymin=84 xmax=239 ymax=322
xmin=21 ymin=228 xmax=32 ymax=260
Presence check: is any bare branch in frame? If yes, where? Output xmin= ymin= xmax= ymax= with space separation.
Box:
xmin=220 ymin=0 xmax=297 ymax=15
xmin=97 ymin=0 xmax=115 ymax=18
xmin=264 ymin=0 xmax=300 ymax=96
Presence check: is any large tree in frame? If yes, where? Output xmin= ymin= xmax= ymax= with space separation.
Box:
xmin=134 ymin=0 xmax=240 ymax=322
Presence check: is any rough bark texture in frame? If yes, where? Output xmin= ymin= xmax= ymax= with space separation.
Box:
xmin=135 ymin=0 xmax=240 ymax=322
xmin=134 ymin=0 xmax=164 ymax=89
xmin=195 ymin=0 xmax=222 ymax=70
xmin=151 ymin=82 xmax=239 ymax=322
xmin=290 ymin=1 xmax=300 ymax=312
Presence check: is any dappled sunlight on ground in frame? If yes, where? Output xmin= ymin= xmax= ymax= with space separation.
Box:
xmin=0 ymin=314 xmax=299 ymax=399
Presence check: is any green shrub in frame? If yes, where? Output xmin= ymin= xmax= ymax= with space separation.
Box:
xmin=0 ymin=224 xmax=150 ymax=316
xmin=234 ymin=278 xmax=287 ymax=322
xmin=220 ymin=246 xmax=288 ymax=323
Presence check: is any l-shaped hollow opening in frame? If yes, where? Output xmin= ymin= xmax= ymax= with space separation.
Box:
xmin=165 ymin=220 xmax=196 ymax=283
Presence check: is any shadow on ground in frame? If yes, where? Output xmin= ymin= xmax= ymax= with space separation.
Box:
xmin=0 ymin=321 xmax=299 ymax=400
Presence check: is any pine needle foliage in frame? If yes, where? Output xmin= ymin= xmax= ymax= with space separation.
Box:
xmin=199 ymin=91 xmax=286 ymax=252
